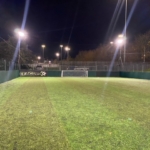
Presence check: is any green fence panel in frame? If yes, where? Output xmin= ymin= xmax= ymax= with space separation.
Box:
xmin=120 ymin=72 xmax=150 ymax=80
xmin=96 ymin=71 xmax=120 ymax=77
xmin=0 ymin=70 xmax=19 ymax=84
xmin=46 ymin=71 xmax=61 ymax=77
xmin=88 ymin=71 xmax=96 ymax=77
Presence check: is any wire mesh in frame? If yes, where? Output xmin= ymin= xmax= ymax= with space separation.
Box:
xmin=0 ymin=59 xmax=19 ymax=70
xmin=6 ymin=60 xmax=150 ymax=72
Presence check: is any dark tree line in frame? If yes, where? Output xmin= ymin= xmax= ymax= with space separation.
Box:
xmin=73 ymin=30 xmax=150 ymax=62
xmin=0 ymin=36 xmax=35 ymax=64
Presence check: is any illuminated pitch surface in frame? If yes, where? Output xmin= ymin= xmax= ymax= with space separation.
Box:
xmin=0 ymin=77 xmax=150 ymax=149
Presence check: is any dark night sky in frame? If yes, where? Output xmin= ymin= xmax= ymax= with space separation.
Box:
xmin=0 ymin=0 xmax=150 ymax=59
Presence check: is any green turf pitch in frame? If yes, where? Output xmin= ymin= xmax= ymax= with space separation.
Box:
xmin=0 ymin=77 xmax=150 ymax=150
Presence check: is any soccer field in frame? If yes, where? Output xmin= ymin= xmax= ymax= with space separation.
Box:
xmin=0 ymin=77 xmax=150 ymax=150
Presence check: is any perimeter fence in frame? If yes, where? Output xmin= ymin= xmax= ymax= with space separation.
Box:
xmin=60 ymin=61 xmax=150 ymax=72
xmin=0 ymin=59 xmax=19 ymax=70
xmin=18 ymin=61 xmax=150 ymax=72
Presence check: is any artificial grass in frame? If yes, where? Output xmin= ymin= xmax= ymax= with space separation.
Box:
xmin=0 ymin=78 xmax=70 ymax=150
xmin=44 ymin=78 xmax=150 ymax=149
xmin=0 ymin=77 xmax=150 ymax=149
xmin=0 ymin=77 xmax=29 ymax=105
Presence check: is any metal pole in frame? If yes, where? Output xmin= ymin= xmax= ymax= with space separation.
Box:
xmin=18 ymin=49 xmax=20 ymax=65
xmin=119 ymin=47 xmax=123 ymax=70
xmin=144 ymin=46 xmax=145 ymax=63
xmin=120 ymin=48 xmax=121 ymax=68
xmin=43 ymin=47 xmax=44 ymax=60
xmin=61 ymin=47 xmax=62 ymax=64
xmin=120 ymin=48 xmax=121 ymax=59
xmin=124 ymin=0 xmax=127 ymax=63
xmin=17 ymin=38 xmax=21 ymax=70
xmin=67 ymin=50 xmax=70 ymax=61
xmin=4 ymin=60 xmax=6 ymax=71
xmin=18 ymin=48 xmax=20 ymax=70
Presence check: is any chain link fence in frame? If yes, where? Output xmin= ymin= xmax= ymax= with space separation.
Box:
xmin=0 ymin=59 xmax=19 ymax=70
xmin=60 ymin=61 xmax=150 ymax=72
xmin=11 ymin=61 xmax=150 ymax=72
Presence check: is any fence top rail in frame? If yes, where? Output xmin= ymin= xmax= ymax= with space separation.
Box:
xmin=61 ymin=61 xmax=150 ymax=65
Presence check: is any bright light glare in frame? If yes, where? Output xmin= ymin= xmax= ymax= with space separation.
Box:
xmin=18 ymin=31 xmax=25 ymax=37
xmin=37 ymin=56 xmax=41 ymax=60
xmin=56 ymin=53 xmax=60 ymax=57
xmin=118 ymin=34 xmax=123 ymax=38
xmin=60 ymin=45 xmax=63 ymax=48
xmin=116 ymin=39 xmax=123 ymax=45
xmin=14 ymin=28 xmax=27 ymax=38
xmin=41 ymin=45 xmax=46 ymax=48
xmin=115 ymin=34 xmax=125 ymax=46
xmin=65 ymin=46 xmax=70 ymax=51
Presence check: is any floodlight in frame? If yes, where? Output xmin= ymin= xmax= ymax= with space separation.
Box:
xmin=37 ymin=56 xmax=41 ymax=60
xmin=56 ymin=53 xmax=60 ymax=57
xmin=14 ymin=28 xmax=27 ymax=38
xmin=118 ymin=34 xmax=123 ymax=38
xmin=65 ymin=46 xmax=70 ymax=51
xmin=41 ymin=45 xmax=46 ymax=48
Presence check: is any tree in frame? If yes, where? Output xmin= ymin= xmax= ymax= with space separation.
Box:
xmin=131 ymin=30 xmax=150 ymax=62
xmin=75 ymin=44 xmax=116 ymax=61
xmin=0 ymin=36 xmax=35 ymax=63
xmin=0 ymin=40 xmax=14 ymax=61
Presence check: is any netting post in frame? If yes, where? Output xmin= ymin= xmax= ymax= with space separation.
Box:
xmin=4 ymin=60 xmax=6 ymax=71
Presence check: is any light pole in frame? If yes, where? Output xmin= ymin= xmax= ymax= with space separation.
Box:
xmin=60 ymin=45 xmax=63 ymax=63
xmin=65 ymin=46 xmax=70 ymax=61
xmin=116 ymin=34 xmax=125 ymax=66
xmin=37 ymin=56 xmax=41 ymax=63
xmin=124 ymin=0 xmax=127 ymax=63
xmin=41 ymin=44 xmax=46 ymax=61
xmin=56 ymin=52 xmax=60 ymax=61
xmin=14 ymin=28 xmax=27 ymax=69
xmin=143 ymin=46 xmax=146 ymax=63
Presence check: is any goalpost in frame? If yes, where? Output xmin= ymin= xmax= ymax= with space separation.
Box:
xmin=61 ymin=70 xmax=88 ymax=77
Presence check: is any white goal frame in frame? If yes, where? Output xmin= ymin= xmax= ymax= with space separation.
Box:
xmin=61 ymin=70 xmax=88 ymax=77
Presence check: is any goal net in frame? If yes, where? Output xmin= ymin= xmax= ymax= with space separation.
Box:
xmin=61 ymin=70 xmax=88 ymax=77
